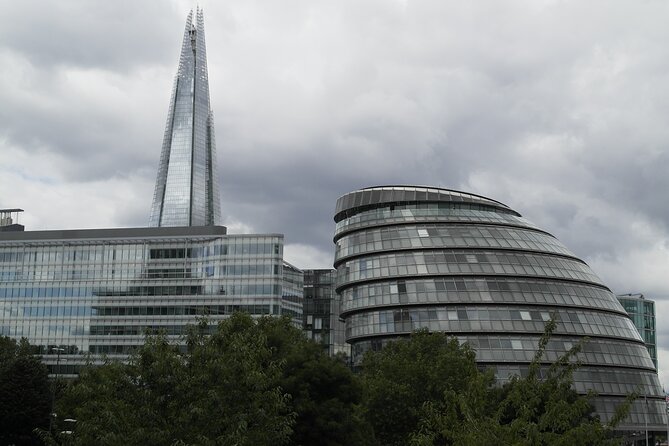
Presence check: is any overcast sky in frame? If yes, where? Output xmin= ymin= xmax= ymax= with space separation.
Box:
xmin=1 ymin=0 xmax=668 ymax=387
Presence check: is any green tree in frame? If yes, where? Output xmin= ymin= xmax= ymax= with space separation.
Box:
xmin=56 ymin=314 xmax=294 ymax=446
xmin=406 ymin=319 xmax=631 ymax=446
xmin=488 ymin=318 xmax=628 ymax=445
xmin=258 ymin=317 xmax=374 ymax=446
xmin=360 ymin=330 xmax=494 ymax=446
xmin=53 ymin=313 xmax=372 ymax=446
xmin=0 ymin=337 xmax=51 ymax=446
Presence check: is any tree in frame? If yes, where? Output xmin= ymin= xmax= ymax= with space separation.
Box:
xmin=56 ymin=314 xmax=294 ymax=446
xmin=54 ymin=313 xmax=372 ymax=446
xmin=406 ymin=319 xmax=631 ymax=446
xmin=487 ymin=318 xmax=628 ymax=445
xmin=360 ymin=330 xmax=494 ymax=446
xmin=257 ymin=317 xmax=374 ymax=446
xmin=0 ymin=337 xmax=51 ymax=446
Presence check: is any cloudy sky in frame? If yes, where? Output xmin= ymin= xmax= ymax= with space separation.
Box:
xmin=1 ymin=0 xmax=668 ymax=386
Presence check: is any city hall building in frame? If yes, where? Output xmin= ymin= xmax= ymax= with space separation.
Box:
xmin=333 ymin=185 xmax=666 ymax=431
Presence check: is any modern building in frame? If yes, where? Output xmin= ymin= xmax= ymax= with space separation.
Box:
xmin=333 ymin=185 xmax=666 ymax=431
xmin=302 ymin=269 xmax=349 ymax=357
xmin=0 ymin=8 xmax=302 ymax=375
xmin=149 ymin=6 xmax=221 ymax=228
xmin=617 ymin=293 xmax=657 ymax=370
xmin=0 ymin=225 xmax=302 ymax=376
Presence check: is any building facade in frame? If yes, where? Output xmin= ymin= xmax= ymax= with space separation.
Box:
xmin=0 ymin=226 xmax=301 ymax=376
xmin=149 ymin=7 xmax=222 ymax=227
xmin=333 ymin=185 xmax=666 ymax=431
xmin=617 ymin=293 xmax=657 ymax=370
xmin=302 ymin=269 xmax=349 ymax=357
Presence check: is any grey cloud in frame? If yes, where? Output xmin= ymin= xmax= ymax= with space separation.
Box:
xmin=3 ymin=1 xmax=669 ymax=358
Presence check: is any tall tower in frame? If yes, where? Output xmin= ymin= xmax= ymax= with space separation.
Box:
xmin=149 ymin=7 xmax=222 ymax=227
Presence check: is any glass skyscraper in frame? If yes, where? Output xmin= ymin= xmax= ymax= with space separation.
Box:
xmin=333 ymin=185 xmax=666 ymax=431
xmin=149 ymin=7 xmax=222 ymax=227
xmin=617 ymin=293 xmax=657 ymax=370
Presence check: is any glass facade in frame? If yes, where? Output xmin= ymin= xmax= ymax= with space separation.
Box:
xmin=149 ymin=7 xmax=222 ymax=227
xmin=0 ymin=226 xmax=301 ymax=376
xmin=302 ymin=269 xmax=349 ymax=357
xmin=333 ymin=185 xmax=667 ymax=431
xmin=617 ymin=293 xmax=657 ymax=370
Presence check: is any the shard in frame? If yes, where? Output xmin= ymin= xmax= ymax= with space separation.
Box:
xmin=149 ymin=7 xmax=222 ymax=227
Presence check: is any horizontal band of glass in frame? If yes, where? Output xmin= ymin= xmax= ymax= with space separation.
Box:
xmin=335 ymin=207 xmax=540 ymax=238
xmin=345 ymin=306 xmax=641 ymax=342
xmin=340 ymin=277 xmax=622 ymax=313
xmin=493 ymin=367 xmax=665 ymax=403
xmin=0 ymin=283 xmax=282 ymax=299
xmin=349 ymin=334 xmax=654 ymax=371
xmin=336 ymin=250 xmax=602 ymax=289
xmin=0 ymin=262 xmax=281 ymax=283
xmin=0 ymin=241 xmax=282 ymax=264
xmin=335 ymin=224 xmax=574 ymax=262
xmin=493 ymin=364 xmax=663 ymax=396
xmin=16 ymin=303 xmax=273 ymax=318
xmin=335 ymin=188 xmax=515 ymax=221
xmin=590 ymin=397 xmax=667 ymax=427
xmin=461 ymin=335 xmax=654 ymax=370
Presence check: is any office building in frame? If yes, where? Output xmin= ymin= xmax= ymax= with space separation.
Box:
xmin=0 ymin=226 xmax=302 ymax=375
xmin=617 ymin=293 xmax=657 ymax=370
xmin=302 ymin=269 xmax=349 ymax=357
xmin=149 ymin=6 xmax=222 ymax=227
xmin=333 ymin=185 xmax=666 ymax=431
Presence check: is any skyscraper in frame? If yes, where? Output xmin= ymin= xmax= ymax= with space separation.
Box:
xmin=333 ymin=185 xmax=666 ymax=431
xmin=617 ymin=293 xmax=657 ymax=370
xmin=149 ymin=7 xmax=222 ymax=227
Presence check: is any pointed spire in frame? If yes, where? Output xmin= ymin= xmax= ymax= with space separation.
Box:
xmin=149 ymin=8 xmax=221 ymax=227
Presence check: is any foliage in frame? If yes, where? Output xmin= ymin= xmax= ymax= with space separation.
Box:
xmin=0 ymin=336 xmax=51 ymax=446
xmin=362 ymin=320 xmax=631 ymax=446
xmin=360 ymin=330 xmax=495 ymax=446
xmin=487 ymin=318 xmax=629 ymax=445
xmin=56 ymin=314 xmax=294 ymax=446
xmin=257 ymin=317 xmax=374 ymax=446
xmin=53 ymin=313 xmax=372 ymax=446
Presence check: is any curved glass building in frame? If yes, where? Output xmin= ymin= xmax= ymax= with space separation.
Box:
xmin=333 ymin=185 xmax=666 ymax=430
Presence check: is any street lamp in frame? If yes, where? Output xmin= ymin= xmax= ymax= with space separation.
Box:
xmin=49 ymin=347 xmax=66 ymax=433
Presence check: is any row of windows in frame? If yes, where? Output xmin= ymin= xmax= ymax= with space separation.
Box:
xmin=352 ymin=335 xmax=654 ymax=371
xmin=12 ymin=304 xmax=275 ymax=318
xmin=335 ymin=224 xmax=573 ymax=261
xmin=335 ymin=208 xmax=539 ymax=238
xmin=337 ymin=198 xmax=517 ymax=222
xmin=0 ymin=260 xmax=280 ymax=282
xmin=337 ymin=250 xmax=601 ymax=287
xmin=0 ymin=242 xmax=282 ymax=264
xmin=340 ymin=278 xmax=620 ymax=313
xmin=346 ymin=307 xmax=641 ymax=341
xmin=493 ymin=365 xmax=664 ymax=396
xmin=0 ymin=283 xmax=282 ymax=299
xmin=591 ymin=397 xmax=667 ymax=426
